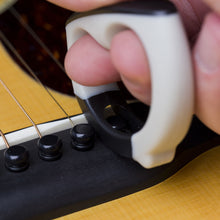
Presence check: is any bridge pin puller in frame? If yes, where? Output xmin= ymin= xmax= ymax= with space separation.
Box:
xmin=66 ymin=0 xmax=194 ymax=168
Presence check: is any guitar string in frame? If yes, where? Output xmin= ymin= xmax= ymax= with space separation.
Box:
xmin=0 ymin=130 xmax=10 ymax=148
xmin=0 ymin=31 xmax=74 ymax=127
xmin=9 ymin=7 xmax=65 ymax=73
xmin=7 ymin=7 xmax=74 ymax=127
xmin=0 ymin=79 xmax=42 ymax=138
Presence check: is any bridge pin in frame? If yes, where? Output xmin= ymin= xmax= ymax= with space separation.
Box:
xmin=38 ymin=135 xmax=62 ymax=161
xmin=4 ymin=145 xmax=29 ymax=172
xmin=70 ymin=124 xmax=95 ymax=151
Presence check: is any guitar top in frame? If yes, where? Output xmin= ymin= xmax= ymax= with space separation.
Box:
xmin=0 ymin=0 xmax=219 ymax=219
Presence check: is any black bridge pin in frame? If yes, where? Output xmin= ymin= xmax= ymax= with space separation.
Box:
xmin=70 ymin=124 xmax=95 ymax=151
xmin=38 ymin=135 xmax=62 ymax=161
xmin=106 ymin=115 xmax=129 ymax=132
xmin=4 ymin=145 xmax=29 ymax=172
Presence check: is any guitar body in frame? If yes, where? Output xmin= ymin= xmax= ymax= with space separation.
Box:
xmin=0 ymin=0 xmax=219 ymax=219
xmin=60 ymin=148 xmax=220 ymax=220
xmin=0 ymin=39 xmax=220 ymax=220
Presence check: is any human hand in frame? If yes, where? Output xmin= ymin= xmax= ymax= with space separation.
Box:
xmin=47 ymin=0 xmax=126 ymax=12
xmin=48 ymin=0 xmax=220 ymax=134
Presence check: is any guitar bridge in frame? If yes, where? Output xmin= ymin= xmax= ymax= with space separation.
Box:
xmin=0 ymin=110 xmax=219 ymax=220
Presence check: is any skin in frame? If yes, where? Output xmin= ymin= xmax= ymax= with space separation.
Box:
xmin=48 ymin=0 xmax=220 ymax=134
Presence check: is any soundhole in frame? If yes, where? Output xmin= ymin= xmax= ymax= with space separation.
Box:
xmin=0 ymin=0 xmax=73 ymax=95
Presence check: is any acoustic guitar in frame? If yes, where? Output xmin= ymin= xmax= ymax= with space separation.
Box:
xmin=0 ymin=0 xmax=219 ymax=219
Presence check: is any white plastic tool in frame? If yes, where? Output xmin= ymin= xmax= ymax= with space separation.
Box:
xmin=66 ymin=0 xmax=194 ymax=168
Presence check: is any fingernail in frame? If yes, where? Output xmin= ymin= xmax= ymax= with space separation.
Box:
xmin=194 ymin=13 xmax=220 ymax=73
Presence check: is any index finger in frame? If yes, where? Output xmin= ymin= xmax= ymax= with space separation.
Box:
xmin=47 ymin=0 xmax=126 ymax=12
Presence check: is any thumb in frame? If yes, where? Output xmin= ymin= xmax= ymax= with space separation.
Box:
xmin=193 ymin=12 xmax=220 ymax=134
